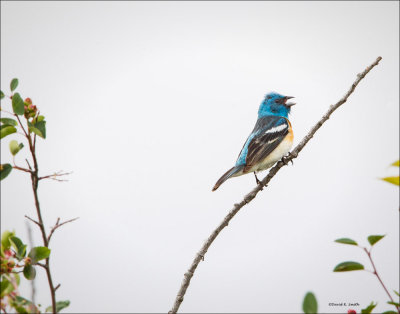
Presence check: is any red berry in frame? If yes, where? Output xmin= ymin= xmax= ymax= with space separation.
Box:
xmin=348 ymin=310 xmax=356 ymax=314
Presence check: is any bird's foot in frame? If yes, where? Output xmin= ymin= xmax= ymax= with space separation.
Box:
xmin=254 ymin=172 xmax=263 ymax=190
xmin=281 ymin=152 xmax=294 ymax=166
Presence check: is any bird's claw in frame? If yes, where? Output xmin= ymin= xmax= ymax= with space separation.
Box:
xmin=281 ymin=152 xmax=294 ymax=166
xmin=254 ymin=172 xmax=263 ymax=190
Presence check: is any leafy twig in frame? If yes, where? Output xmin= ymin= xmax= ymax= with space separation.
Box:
xmin=168 ymin=56 xmax=383 ymax=313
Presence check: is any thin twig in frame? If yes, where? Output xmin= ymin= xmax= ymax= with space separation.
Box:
xmin=12 ymin=165 xmax=33 ymax=174
xmin=24 ymin=215 xmax=42 ymax=228
xmin=54 ymin=284 xmax=61 ymax=291
xmin=47 ymin=217 xmax=79 ymax=244
xmin=168 ymin=56 xmax=383 ymax=313
xmin=33 ymin=133 xmax=36 ymax=152
xmin=15 ymin=114 xmax=29 ymax=139
xmin=363 ymin=247 xmax=399 ymax=313
xmin=25 ymin=159 xmax=32 ymax=171
xmin=39 ymin=171 xmax=72 ymax=181
xmin=36 ymin=262 xmax=47 ymax=269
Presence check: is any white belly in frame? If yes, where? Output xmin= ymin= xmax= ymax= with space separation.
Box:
xmin=250 ymin=136 xmax=293 ymax=173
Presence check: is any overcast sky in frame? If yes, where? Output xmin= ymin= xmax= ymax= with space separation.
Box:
xmin=1 ymin=1 xmax=399 ymax=313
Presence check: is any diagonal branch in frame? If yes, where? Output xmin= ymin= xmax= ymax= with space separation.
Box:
xmin=47 ymin=217 xmax=79 ymax=244
xmin=24 ymin=215 xmax=42 ymax=228
xmin=363 ymin=247 xmax=399 ymax=313
xmin=168 ymin=56 xmax=383 ymax=314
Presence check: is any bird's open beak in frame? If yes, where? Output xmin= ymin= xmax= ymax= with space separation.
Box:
xmin=285 ymin=96 xmax=296 ymax=107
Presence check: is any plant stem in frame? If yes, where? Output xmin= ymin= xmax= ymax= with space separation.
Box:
xmin=364 ymin=248 xmax=400 ymax=313
xmin=23 ymin=119 xmax=57 ymax=313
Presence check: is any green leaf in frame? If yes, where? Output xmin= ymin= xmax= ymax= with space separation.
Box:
xmin=1 ymin=230 xmax=15 ymax=251
xmin=333 ymin=261 xmax=364 ymax=272
xmin=0 ymin=164 xmax=13 ymax=180
xmin=14 ymin=306 xmax=28 ymax=314
xmin=12 ymin=93 xmax=25 ymax=115
xmin=387 ymin=301 xmax=400 ymax=307
xmin=10 ymin=78 xmax=19 ymax=92
xmin=9 ymin=140 xmax=23 ymax=156
xmin=9 ymin=236 xmax=23 ymax=251
xmin=17 ymin=245 xmax=27 ymax=260
xmin=28 ymin=120 xmax=46 ymax=139
xmin=302 ymin=292 xmax=318 ymax=314
xmin=23 ymin=264 xmax=36 ymax=280
xmin=28 ymin=246 xmax=50 ymax=263
xmin=391 ymin=160 xmax=400 ymax=167
xmin=9 ymin=236 xmax=27 ymax=261
xmin=0 ymin=90 xmax=4 ymax=99
xmin=46 ymin=300 xmax=70 ymax=313
xmin=0 ymin=163 xmax=13 ymax=180
xmin=382 ymin=311 xmax=398 ymax=314
xmin=361 ymin=302 xmax=377 ymax=313
xmin=368 ymin=235 xmax=385 ymax=246
xmin=13 ymin=296 xmax=36 ymax=313
xmin=0 ymin=278 xmax=14 ymax=297
xmin=0 ymin=118 xmax=18 ymax=126
xmin=334 ymin=238 xmax=358 ymax=246
xmin=9 ymin=140 xmax=19 ymax=155
xmin=381 ymin=176 xmax=399 ymax=186
xmin=33 ymin=120 xmax=46 ymax=139
xmin=1 ymin=125 xmax=17 ymax=139
xmin=28 ymin=125 xmax=43 ymax=138
xmin=56 ymin=300 xmax=70 ymax=313
xmin=394 ymin=290 xmax=399 ymax=297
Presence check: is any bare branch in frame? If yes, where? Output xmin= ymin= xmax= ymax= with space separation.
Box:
xmin=54 ymin=284 xmax=61 ymax=291
xmin=13 ymin=165 xmax=33 ymax=174
xmin=47 ymin=217 xmax=79 ymax=243
xmin=25 ymin=159 xmax=32 ymax=171
xmin=169 ymin=56 xmax=383 ymax=313
xmin=24 ymin=215 xmax=42 ymax=228
xmin=363 ymin=247 xmax=399 ymax=313
xmin=15 ymin=114 xmax=29 ymax=140
xmin=39 ymin=170 xmax=72 ymax=182
xmin=36 ymin=262 xmax=47 ymax=269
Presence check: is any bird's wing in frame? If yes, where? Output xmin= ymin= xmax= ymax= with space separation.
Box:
xmin=242 ymin=116 xmax=289 ymax=172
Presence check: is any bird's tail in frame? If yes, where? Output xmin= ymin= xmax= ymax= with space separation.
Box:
xmin=212 ymin=165 xmax=244 ymax=191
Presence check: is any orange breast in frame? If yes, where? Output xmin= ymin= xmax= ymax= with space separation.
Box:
xmin=285 ymin=118 xmax=294 ymax=143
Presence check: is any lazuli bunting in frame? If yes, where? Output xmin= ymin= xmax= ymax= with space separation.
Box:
xmin=212 ymin=92 xmax=295 ymax=191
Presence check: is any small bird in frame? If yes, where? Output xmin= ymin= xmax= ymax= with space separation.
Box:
xmin=212 ymin=92 xmax=295 ymax=191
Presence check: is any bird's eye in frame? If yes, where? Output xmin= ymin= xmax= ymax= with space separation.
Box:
xmin=275 ymin=98 xmax=285 ymax=104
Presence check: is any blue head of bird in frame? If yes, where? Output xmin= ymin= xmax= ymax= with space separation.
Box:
xmin=258 ymin=92 xmax=295 ymax=118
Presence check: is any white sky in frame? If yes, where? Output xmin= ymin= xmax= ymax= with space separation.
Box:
xmin=1 ymin=1 xmax=399 ymax=313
